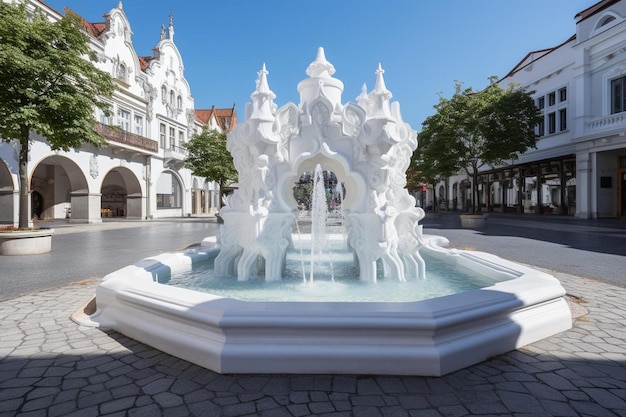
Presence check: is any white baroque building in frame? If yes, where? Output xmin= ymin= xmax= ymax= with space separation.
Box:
xmin=0 ymin=1 xmax=236 ymax=225
xmin=434 ymin=0 xmax=626 ymax=219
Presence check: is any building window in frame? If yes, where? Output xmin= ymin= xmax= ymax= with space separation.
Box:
xmin=537 ymin=96 xmax=545 ymax=110
xmin=117 ymin=108 xmax=130 ymax=131
xmin=159 ymin=123 xmax=166 ymax=148
xmin=548 ymin=112 xmax=556 ymax=134
xmin=177 ymin=95 xmax=183 ymax=110
xmin=134 ymin=115 xmax=144 ymax=136
xmin=156 ymin=172 xmax=182 ymax=209
xmin=179 ymin=130 xmax=185 ymax=146
xmin=537 ymin=118 xmax=545 ymax=137
xmin=169 ymin=90 xmax=175 ymax=106
xmin=559 ymin=108 xmax=567 ymax=131
xmin=99 ymin=109 xmax=108 ymax=125
xmin=548 ymin=92 xmax=556 ymax=107
xmin=559 ymin=87 xmax=567 ymax=102
xmin=169 ymin=127 xmax=176 ymax=150
xmin=161 ymin=85 xmax=167 ymax=101
xmin=611 ymin=76 xmax=626 ymax=114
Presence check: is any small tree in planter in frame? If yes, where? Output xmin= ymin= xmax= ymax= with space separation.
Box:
xmin=417 ymin=78 xmax=541 ymax=214
xmin=0 ymin=3 xmax=114 ymax=229
xmin=183 ymin=127 xmax=238 ymax=212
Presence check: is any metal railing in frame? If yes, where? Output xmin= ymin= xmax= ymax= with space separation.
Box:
xmin=94 ymin=123 xmax=159 ymax=153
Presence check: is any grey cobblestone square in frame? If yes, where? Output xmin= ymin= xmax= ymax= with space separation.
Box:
xmin=0 ymin=216 xmax=625 ymax=416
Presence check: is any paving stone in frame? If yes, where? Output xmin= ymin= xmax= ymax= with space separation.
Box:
xmin=286 ymin=403 xmax=310 ymax=417
xmin=153 ymin=392 xmax=183 ymax=408
xmin=308 ymin=401 xmax=336 ymax=414
xmin=98 ymin=396 xmax=136 ymax=415
xmin=221 ymin=401 xmax=256 ymax=417
xmin=351 ymin=406 xmax=384 ymax=417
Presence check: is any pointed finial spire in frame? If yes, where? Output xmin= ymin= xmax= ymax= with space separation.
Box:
xmin=117 ymin=1 xmax=123 ymax=9
xmin=250 ymin=63 xmax=276 ymax=121
xmin=168 ymin=12 xmax=174 ymax=40
xmin=374 ymin=63 xmax=391 ymax=99
xmin=254 ymin=63 xmax=274 ymax=96
xmin=306 ymin=47 xmax=336 ymax=78
xmin=160 ymin=24 xmax=165 ymax=41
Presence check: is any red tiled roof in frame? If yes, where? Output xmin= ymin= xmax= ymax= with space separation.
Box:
xmin=195 ymin=105 xmax=237 ymax=132
xmin=63 ymin=7 xmax=106 ymax=38
xmin=138 ymin=56 xmax=154 ymax=72
xmin=195 ymin=109 xmax=214 ymax=125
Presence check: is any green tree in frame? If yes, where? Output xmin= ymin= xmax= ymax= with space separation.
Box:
xmin=0 ymin=2 xmax=114 ymax=228
xmin=183 ymin=127 xmax=237 ymax=207
xmin=417 ymin=77 xmax=541 ymax=213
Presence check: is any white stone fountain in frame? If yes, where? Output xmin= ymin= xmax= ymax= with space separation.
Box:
xmin=215 ymin=47 xmax=425 ymax=284
xmin=92 ymin=48 xmax=572 ymax=376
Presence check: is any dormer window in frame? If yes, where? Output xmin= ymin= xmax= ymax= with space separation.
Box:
xmin=169 ymin=90 xmax=175 ymax=106
xmin=161 ymin=85 xmax=167 ymax=101
xmin=177 ymin=95 xmax=183 ymax=110
xmin=599 ymin=15 xmax=616 ymax=27
xmin=592 ymin=13 xmax=620 ymax=36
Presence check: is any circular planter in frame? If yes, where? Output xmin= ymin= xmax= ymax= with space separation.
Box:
xmin=0 ymin=229 xmax=54 ymax=255
xmin=460 ymin=214 xmax=488 ymax=229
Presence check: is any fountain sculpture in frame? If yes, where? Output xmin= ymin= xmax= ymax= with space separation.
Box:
xmin=215 ymin=47 xmax=425 ymax=283
xmin=92 ymin=48 xmax=572 ymax=376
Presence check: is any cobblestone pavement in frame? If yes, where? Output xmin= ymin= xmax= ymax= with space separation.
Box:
xmin=0 ymin=274 xmax=626 ymax=417
xmin=1 ymin=267 xmax=625 ymax=416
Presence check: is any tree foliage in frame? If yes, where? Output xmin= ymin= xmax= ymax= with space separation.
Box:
xmin=417 ymin=77 xmax=541 ymax=213
xmin=0 ymin=2 xmax=114 ymax=228
xmin=183 ymin=127 xmax=237 ymax=206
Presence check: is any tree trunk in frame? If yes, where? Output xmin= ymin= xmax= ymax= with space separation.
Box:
xmin=18 ymin=129 xmax=30 ymax=229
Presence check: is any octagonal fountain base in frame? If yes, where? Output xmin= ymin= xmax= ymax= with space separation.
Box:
xmin=91 ymin=235 xmax=571 ymax=376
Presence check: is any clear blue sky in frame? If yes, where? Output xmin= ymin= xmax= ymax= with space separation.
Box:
xmin=45 ymin=0 xmax=594 ymax=130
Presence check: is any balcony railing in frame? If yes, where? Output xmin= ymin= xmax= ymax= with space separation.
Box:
xmin=164 ymin=144 xmax=187 ymax=167
xmin=585 ymin=112 xmax=626 ymax=133
xmin=94 ymin=123 xmax=158 ymax=153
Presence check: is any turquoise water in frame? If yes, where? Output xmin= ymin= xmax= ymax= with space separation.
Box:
xmin=166 ymin=246 xmax=512 ymax=302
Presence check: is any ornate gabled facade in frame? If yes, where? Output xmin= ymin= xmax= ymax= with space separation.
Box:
xmin=0 ymin=0 xmax=236 ymax=225
xmin=434 ymin=0 xmax=626 ymax=219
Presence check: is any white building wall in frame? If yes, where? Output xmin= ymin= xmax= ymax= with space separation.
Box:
xmin=0 ymin=1 xmax=220 ymax=225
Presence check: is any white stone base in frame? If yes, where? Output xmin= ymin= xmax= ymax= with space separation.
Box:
xmin=92 ymin=235 xmax=572 ymax=376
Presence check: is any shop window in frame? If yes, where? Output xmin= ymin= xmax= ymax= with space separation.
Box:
xmin=156 ymin=172 xmax=182 ymax=208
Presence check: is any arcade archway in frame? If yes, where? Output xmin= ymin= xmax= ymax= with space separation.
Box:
xmin=101 ymin=167 xmax=143 ymax=219
xmin=31 ymin=156 xmax=88 ymax=221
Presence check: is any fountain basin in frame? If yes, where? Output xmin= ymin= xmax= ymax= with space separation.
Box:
xmin=91 ymin=235 xmax=571 ymax=376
